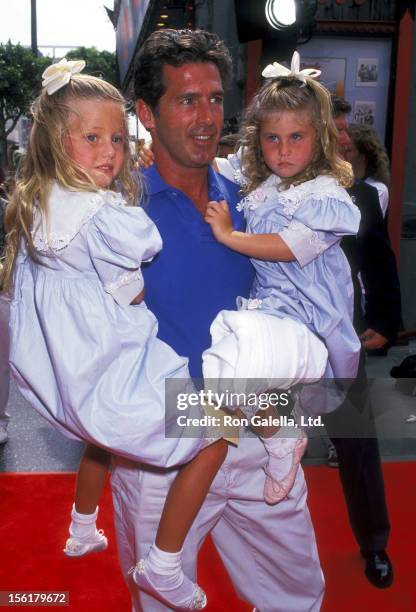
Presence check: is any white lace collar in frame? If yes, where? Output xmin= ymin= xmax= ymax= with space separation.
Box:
xmin=236 ymin=174 xmax=281 ymax=212
xmin=237 ymin=174 xmax=351 ymax=214
xmin=32 ymin=181 xmax=126 ymax=252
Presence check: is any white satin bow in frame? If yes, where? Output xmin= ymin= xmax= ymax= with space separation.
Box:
xmin=262 ymin=51 xmax=321 ymax=85
xmin=42 ymin=58 xmax=86 ymax=95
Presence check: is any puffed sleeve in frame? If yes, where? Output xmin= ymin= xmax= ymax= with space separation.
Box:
xmin=215 ymin=149 xmax=249 ymax=186
xmin=87 ymin=202 xmax=162 ymax=306
xmin=279 ymin=190 xmax=361 ymax=268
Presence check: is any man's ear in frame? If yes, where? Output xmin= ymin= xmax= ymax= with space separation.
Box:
xmin=136 ymin=99 xmax=155 ymax=131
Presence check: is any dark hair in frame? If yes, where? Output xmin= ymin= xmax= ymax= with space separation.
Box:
xmin=134 ymin=29 xmax=232 ymax=110
xmin=219 ymin=133 xmax=239 ymax=148
xmin=331 ymin=94 xmax=352 ymax=117
xmin=348 ymin=123 xmax=390 ymax=187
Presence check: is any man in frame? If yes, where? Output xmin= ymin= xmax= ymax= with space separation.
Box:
xmin=110 ymin=29 xmax=324 ymax=611
xmin=322 ymin=95 xmax=401 ymax=589
xmin=333 ymin=96 xmax=401 ymax=353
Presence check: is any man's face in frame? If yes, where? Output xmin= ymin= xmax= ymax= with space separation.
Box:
xmin=333 ymin=115 xmax=352 ymax=160
xmin=138 ymin=62 xmax=224 ymax=169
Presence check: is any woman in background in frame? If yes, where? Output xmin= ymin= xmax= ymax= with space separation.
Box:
xmin=345 ymin=123 xmax=390 ymax=218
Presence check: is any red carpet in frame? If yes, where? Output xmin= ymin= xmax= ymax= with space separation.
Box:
xmin=0 ymin=464 xmax=414 ymax=611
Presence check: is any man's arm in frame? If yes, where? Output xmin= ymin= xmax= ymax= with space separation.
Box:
xmin=130 ymin=288 xmax=145 ymax=305
xmin=343 ymin=182 xmax=402 ymax=346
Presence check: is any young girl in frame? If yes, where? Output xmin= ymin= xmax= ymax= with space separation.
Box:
xmin=2 ymin=58 xmax=226 ymax=610
xmin=206 ymin=55 xmax=360 ymax=368
xmin=200 ymin=53 xmax=362 ymax=496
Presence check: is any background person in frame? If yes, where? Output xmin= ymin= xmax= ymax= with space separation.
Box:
xmin=217 ymin=132 xmax=239 ymax=158
xmin=345 ymin=123 xmax=390 ymax=218
xmin=320 ymin=95 xmax=402 ymax=589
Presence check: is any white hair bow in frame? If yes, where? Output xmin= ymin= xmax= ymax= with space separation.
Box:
xmin=262 ymin=51 xmax=321 ymax=85
xmin=42 ymin=57 xmax=86 ymax=95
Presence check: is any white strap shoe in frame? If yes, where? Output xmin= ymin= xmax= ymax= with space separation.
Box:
xmin=130 ymin=559 xmax=207 ymax=610
xmin=63 ymin=529 xmax=108 ymax=557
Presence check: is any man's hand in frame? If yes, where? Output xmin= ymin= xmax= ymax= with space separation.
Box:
xmin=360 ymin=328 xmax=388 ymax=350
xmin=205 ymin=200 xmax=233 ymax=244
xmin=130 ymin=288 xmax=145 ymax=305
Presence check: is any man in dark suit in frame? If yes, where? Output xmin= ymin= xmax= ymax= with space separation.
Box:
xmin=332 ymin=97 xmax=401 ymax=352
xmin=322 ymin=95 xmax=402 ymax=588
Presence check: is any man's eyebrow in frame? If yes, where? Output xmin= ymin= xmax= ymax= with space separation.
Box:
xmin=176 ymin=89 xmax=224 ymax=98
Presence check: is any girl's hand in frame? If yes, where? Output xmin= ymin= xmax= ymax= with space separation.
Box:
xmin=205 ymin=200 xmax=233 ymax=243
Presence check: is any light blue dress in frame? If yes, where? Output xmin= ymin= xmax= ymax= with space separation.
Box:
xmin=9 ymin=182 xmax=202 ymax=467
xmin=216 ymin=158 xmax=362 ymax=382
xmin=242 ymin=174 xmax=361 ymax=380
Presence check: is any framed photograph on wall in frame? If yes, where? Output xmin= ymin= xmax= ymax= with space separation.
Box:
xmin=299 ymin=37 xmax=391 ymax=140
xmin=353 ymin=101 xmax=376 ymax=125
xmin=302 ymin=57 xmax=346 ymax=96
xmin=356 ymin=58 xmax=379 ymax=87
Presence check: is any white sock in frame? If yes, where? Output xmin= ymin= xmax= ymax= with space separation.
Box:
xmin=139 ymin=543 xmax=204 ymax=608
xmin=69 ymin=504 xmax=98 ymax=540
xmin=145 ymin=543 xmax=184 ymax=589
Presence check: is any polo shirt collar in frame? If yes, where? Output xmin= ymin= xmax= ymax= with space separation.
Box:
xmin=143 ymin=163 xmax=227 ymax=201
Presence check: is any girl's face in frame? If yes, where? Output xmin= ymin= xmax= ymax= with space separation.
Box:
xmin=64 ymin=98 xmax=125 ymax=188
xmin=259 ymin=109 xmax=317 ymax=180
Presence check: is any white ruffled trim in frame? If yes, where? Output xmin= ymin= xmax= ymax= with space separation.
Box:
xmin=278 ymin=177 xmax=353 ymax=216
xmin=236 ymin=175 xmax=352 ymax=216
xmin=285 ymin=220 xmax=326 ymax=256
xmin=233 ymin=168 xmax=249 ymax=188
xmin=32 ymin=183 xmax=127 ymax=253
xmin=236 ymin=187 xmax=268 ymax=212
xmin=103 ymin=270 xmax=141 ymax=295
xmin=33 ymin=194 xmax=104 ymax=252
xmin=236 ymin=174 xmax=280 ymax=213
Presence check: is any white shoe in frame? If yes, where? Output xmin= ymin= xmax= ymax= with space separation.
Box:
xmin=0 ymin=425 xmax=8 ymax=445
xmin=63 ymin=529 xmax=108 ymax=557
xmin=130 ymin=559 xmax=207 ymax=610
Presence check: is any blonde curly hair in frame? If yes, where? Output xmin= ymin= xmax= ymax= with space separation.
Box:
xmin=347 ymin=123 xmax=390 ymax=187
xmin=1 ymin=73 xmax=139 ymax=293
xmin=238 ymin=75 xmax=353 ymax=194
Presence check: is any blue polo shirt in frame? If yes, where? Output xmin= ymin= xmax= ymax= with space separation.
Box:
xmin=142 ymin=165 xmax=254 ymax=378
